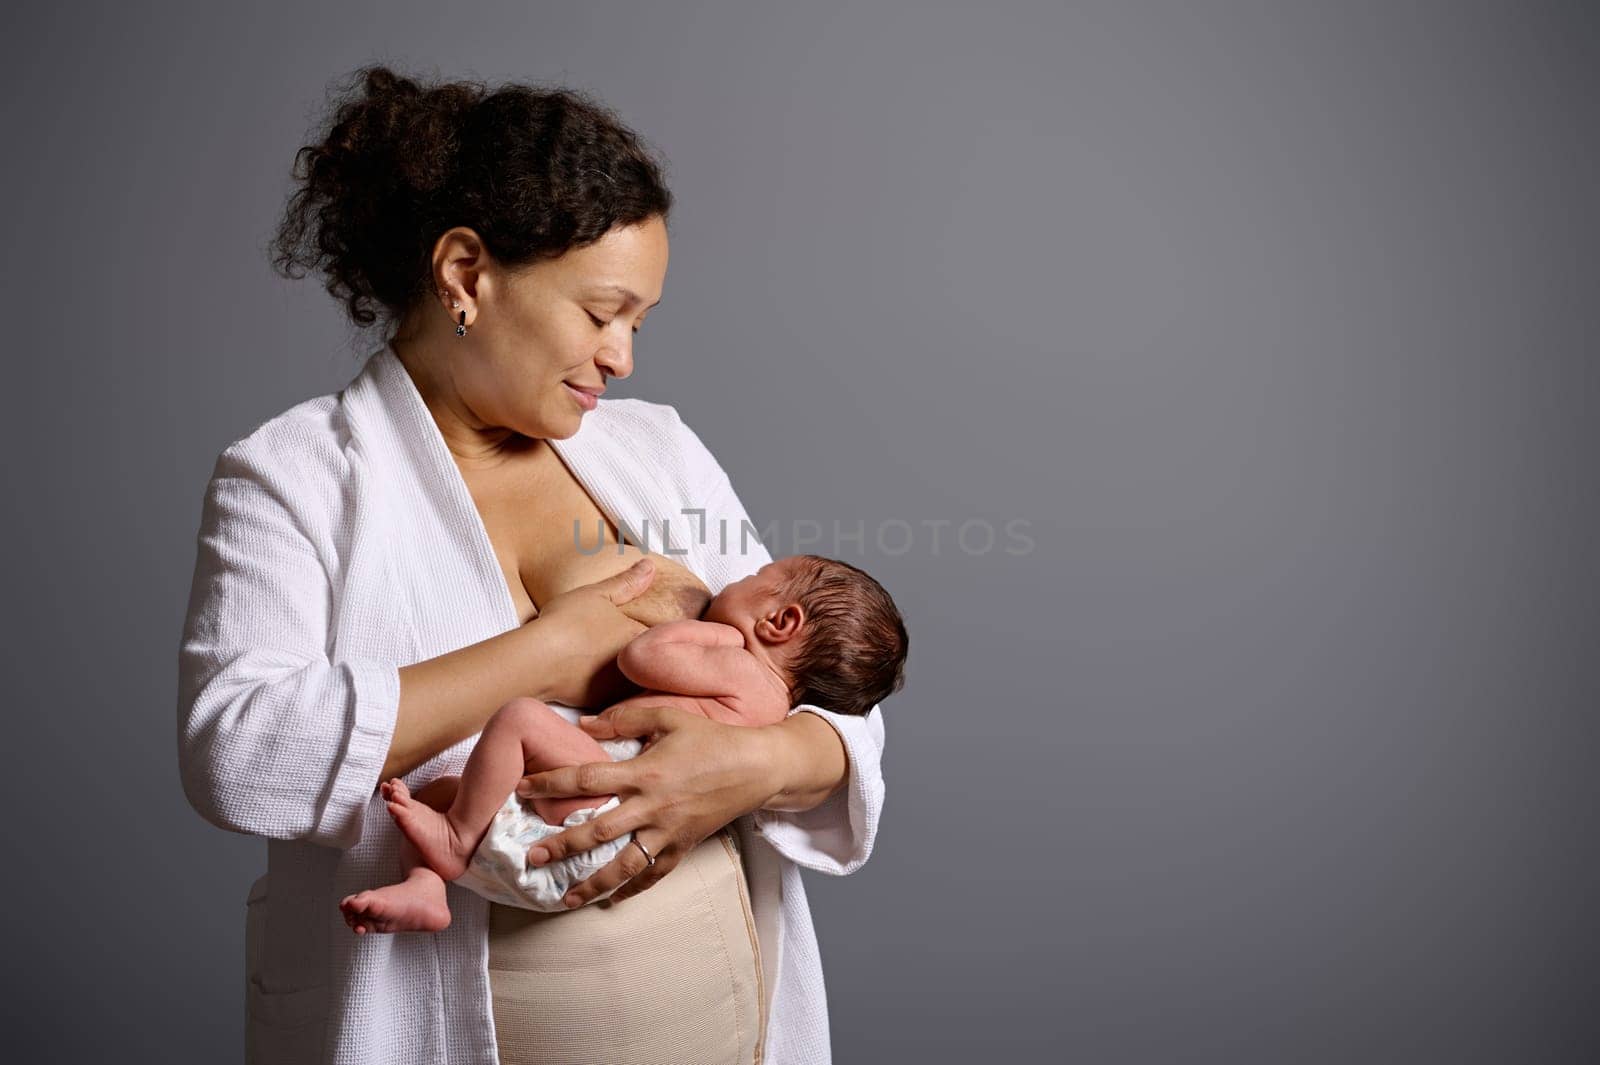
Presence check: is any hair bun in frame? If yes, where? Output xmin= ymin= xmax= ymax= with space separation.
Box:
xmin=271 ymin=64 xmax=672 ymax=331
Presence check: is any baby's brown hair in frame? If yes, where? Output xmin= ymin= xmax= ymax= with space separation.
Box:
xmin=777 ymin=555 xmax=908 ymax=717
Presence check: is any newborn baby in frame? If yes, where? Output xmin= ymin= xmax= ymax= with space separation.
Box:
xmin=340 ymin=553 xmax=908 ymax=933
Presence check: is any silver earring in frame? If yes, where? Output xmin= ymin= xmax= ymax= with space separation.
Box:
xmin=456 ymin=310 xmax=467 ymax=337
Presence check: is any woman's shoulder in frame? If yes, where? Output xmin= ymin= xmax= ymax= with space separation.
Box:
xmin=204 ymin=390 xmax=355 ymax=521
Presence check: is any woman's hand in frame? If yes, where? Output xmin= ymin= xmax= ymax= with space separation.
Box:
xmin=611 ymin=554 xmax=714 ymax=629
xmin=513 ymin=704 xmax=785 ymax=907
xmin=532 ymin=559 xmax=655 ymax=708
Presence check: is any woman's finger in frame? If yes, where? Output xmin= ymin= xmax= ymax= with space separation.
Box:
xmin=608 ymin=857 xmax=669 ymax=904
xmin=559 ymin=832 xmax=671 ymax=909
xmin=586 ymin=556 xmax=655 ymax=605
xmin=582 ymin=700 xmax=681 ymax=735
xmin=515 ymin=759 xmax=643 ymax=802
xmin=526 ymin=799 xmax=650 ymax=867
xmin=579 ymin=702 xmax=694 ymax=742
xmin=577 ymin=706 xmax=620 ymax=737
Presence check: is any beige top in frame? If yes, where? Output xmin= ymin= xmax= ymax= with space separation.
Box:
xmin=486 ymin=829 xmax=766 ymax=1064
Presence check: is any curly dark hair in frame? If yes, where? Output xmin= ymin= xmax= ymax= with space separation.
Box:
xmin=778 ymin=555 xmax=909 ymax=717
xmin=270 ymin=64 xmax=673 ymax=332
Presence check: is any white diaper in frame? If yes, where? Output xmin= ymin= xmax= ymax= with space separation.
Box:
xmin=452 ymin=737 xmax=643 ymax=912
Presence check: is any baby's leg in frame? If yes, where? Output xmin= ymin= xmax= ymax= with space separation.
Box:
xmin=339 ymin=835 xmax=453 ymax=934
xmin=339 ymin=777 xmax=461 ymax=934
xmin=521 ymin=714 xmax=621 ymax=827
xmin=383 ymin=697 xmax=616 ymax=881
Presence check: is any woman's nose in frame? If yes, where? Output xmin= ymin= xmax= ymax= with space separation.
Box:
xmin=596 ymin=336 xmax=633 ymax=380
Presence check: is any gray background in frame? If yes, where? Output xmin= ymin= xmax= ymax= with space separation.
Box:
xmin=2 ymin=1 xmax=1594 ymax=1061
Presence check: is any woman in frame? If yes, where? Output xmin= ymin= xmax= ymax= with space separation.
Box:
xmin=176 ymin=66 xmax=887 ymax=1064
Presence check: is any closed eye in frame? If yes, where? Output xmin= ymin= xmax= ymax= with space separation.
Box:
xmin=587 ymin=310 xmax=640 ymax=335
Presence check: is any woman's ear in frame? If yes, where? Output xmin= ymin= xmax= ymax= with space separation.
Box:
xmin=755 ymin=603 xmax=805 ymax=645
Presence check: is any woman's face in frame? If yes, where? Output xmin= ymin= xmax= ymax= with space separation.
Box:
xmin=441 ymin=216 xmax=669 ymax=441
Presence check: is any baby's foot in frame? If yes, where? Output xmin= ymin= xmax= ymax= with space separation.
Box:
xmin=382 ymin=778 xmax=476 ymax=881
xmin=339 ymin=869 xmax=451 ymax=934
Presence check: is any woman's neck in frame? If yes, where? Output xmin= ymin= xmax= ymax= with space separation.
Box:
xmin=388 ymin=336 xmax=542 ymax=469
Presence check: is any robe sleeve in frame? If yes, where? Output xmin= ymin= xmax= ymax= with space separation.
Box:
xmin=176 ymin=440 xmax=400 ymax=850
xmin=671 ymin=409 xmax=888 ymax=876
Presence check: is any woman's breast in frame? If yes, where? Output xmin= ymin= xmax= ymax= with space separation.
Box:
xmin=535 ymin=540 xmax=713 ymax=629
xmin=468 ymin=447 xmax=712 ymax=626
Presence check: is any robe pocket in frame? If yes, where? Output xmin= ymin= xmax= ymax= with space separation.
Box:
xmin=246 ymin=978 xmax=329 ymax=1064
xmin=246 ymin=976 xmax=328 ymax=1027
xmin=245 ymin=875 xmax=328 ymax=1062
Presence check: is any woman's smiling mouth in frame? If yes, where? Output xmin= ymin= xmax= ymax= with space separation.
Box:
xmin=563 ymin=381 xmax=604 ymax=411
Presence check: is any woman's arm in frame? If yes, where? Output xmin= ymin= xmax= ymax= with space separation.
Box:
xmin=383 ymin=559 xmax=657 ymax=781
xmin=763 ymin=708 xmax=852 ymax=811
xmin=176 ymin=442 xmax=656 ymax=848
xmin=750 ymin=703 xmax=886 ymax=875
xmin=178 ymin=442 xmax=399 ymax=849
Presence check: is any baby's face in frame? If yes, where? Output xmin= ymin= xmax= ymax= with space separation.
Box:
xmin=703 ymin=558 xmax=795 ymax=629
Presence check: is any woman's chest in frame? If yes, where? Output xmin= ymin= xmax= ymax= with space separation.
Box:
xmin=460 ymin=445 xmax=703 ymax=624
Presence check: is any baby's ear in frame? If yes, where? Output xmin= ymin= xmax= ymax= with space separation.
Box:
xmin=757 ymin=603 xmax=805 ymax=644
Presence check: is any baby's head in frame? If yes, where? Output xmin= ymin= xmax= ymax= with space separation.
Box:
xmin=704 ymin=554 xmax=908 ymax=716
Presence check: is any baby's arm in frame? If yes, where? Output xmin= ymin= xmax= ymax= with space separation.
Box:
xmin=617 ymin=620 xmax=770 ymax=707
